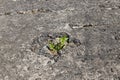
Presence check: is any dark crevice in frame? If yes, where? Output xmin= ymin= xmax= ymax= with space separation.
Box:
xmin=0 ymin=8 xmax=52 ymax=16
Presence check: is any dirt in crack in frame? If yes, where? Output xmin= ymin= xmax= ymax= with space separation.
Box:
xmin=0 ymin=8 xmax=52 ymax=16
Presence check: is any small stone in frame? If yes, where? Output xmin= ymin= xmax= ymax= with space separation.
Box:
xmin=72 ymin=38 xmax=81 ymax=46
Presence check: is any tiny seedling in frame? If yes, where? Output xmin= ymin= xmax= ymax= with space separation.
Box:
xmin=48 ymin=35 xmax=69 ymax=55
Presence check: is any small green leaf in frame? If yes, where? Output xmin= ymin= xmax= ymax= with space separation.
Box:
xmin=54 ymin=43 xmax=64 ymax=51
xmin=48 ymin=35 xmax=69 ymax=53
xmin=59 ymin=35 xmax=68 ymax=46
xmin=49 ymin=41 xmax=55 ymax=50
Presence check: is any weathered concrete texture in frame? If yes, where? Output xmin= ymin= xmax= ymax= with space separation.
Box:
xmin=0 ymin=0 xmax=120 ymax=80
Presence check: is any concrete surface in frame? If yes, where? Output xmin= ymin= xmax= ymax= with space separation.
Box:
xmin=0 ymin=0 xmax=120 ymax=80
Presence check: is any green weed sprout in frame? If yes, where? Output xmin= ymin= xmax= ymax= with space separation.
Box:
xmin=48 ymin=35 xmax=68 ymax=55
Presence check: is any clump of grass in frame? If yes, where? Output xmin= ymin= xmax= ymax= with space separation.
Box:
xmin=48 ymin=35 xmax=69 ymax=55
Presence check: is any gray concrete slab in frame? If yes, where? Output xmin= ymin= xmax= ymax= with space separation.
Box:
xmin=0 ymin=0 xmax=120 ymax=80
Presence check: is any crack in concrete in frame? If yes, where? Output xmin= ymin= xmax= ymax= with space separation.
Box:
xmin=0 ymin=8 xmax=52 ymax=16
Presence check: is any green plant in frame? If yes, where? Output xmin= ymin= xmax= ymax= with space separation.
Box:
xmin=48 ymin=35 xmax=68 ymax=54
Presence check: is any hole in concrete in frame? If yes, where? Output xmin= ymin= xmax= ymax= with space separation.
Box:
xmin=30 ymin=32 xmax=81 ymax=62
